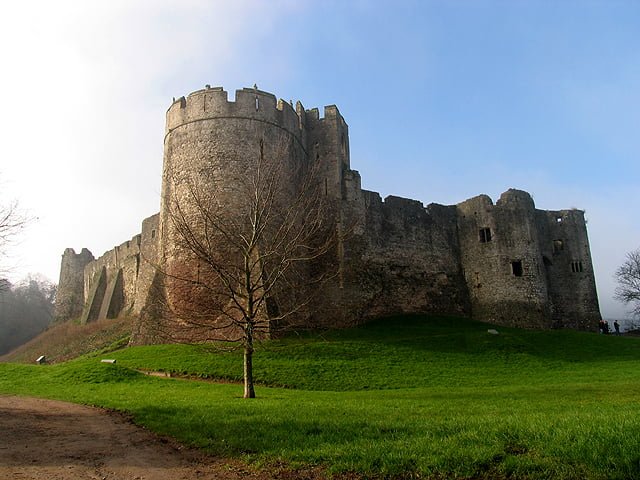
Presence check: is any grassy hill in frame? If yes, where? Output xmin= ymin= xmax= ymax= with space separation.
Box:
xmin=0 ymin=316 xmax=132 ymax=364
xmin=101 ymin=315 xmax=640 ymax=392
xmin=1 ymin=315 xmax=640 ymax=479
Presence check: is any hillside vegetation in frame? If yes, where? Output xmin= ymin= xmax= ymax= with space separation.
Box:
xmin=1 ymin=315 xmax=640 ymax=479
xmin=0 ymin=276 xmax=56 ymax=355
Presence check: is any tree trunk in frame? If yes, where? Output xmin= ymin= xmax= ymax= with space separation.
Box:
xmin=243 ymin=343 xmax=255 ymax=399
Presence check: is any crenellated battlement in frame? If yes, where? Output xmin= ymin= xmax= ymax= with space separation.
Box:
xmin=166 ymin=86 xmax=312 ymax=141
xmin=166 ymin=87 xmax=349 ymax=149
xmin=304 ymin=105 xmax=346 ymax=125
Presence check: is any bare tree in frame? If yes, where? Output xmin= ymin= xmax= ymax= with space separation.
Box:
xmin=615 ymin=248 xmax=640 ymax=318
xmin=159 ymin=139 xmax=339 ymax=398
xmin=0 ymin=198 xmax=30 ymax=286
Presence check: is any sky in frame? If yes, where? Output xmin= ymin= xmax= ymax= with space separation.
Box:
xmin=0 ymin=0 xmax=638 ymax=320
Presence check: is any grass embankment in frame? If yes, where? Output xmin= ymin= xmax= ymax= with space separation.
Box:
xmin=0 ymin=316 xmax=132 ymax=363
xmin=1 ymin=315 xmax=640 ymax=479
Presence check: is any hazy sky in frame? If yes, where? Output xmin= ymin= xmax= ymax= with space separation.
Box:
xmin=0 ymin=0 xmax=638 ymax=319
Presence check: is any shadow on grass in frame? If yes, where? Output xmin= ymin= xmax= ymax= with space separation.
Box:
xmin=285 ymin=314 xmax=640 ymax=363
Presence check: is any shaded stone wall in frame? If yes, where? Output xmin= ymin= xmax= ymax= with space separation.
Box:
xmin=133 ymin=214 xmax=159 ymax=315
xmin=535 ymin=209 xmax=601 ymax=329
xmin=333 ymin=193 xmax=469 ymax=324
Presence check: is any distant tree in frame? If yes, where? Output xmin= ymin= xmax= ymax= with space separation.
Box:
xmin=158 ymin=139 xmax=339 ymax=398
xmin=0 ymin=274 xmax=56 ymax=355
xmin=615 ymin=248 xmax=640 ymax=318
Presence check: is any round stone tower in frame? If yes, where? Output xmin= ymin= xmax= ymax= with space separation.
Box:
xmin=158 ymin=86 xmax=311 ymax=324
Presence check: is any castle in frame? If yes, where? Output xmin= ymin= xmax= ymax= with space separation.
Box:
xmin=55 ymin=86 xmax=601 ymax=336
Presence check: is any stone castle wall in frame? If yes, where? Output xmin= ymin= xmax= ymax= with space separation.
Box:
xmin=336 ymin=193 xmax=468 ymax=322
xmin=55 ymin=86 xmax=601 ymax=333
xmin=58 ymin=215 xmax=159 ymax=325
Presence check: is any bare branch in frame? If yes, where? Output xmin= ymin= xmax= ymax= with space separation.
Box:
xmin=615 ymin=248 xmax=640 ymax=317
xmin=0 ymin=194 xmax=31 ymax=279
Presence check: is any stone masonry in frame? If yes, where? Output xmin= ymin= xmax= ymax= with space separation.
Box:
xmin=55 ymin=86 xmax=601 ymax=333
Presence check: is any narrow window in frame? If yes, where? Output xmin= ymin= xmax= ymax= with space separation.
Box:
xmin=553 ymin=239 xmax=564 ymax=253
xmin=511 ymin=260 xmax=523 ymax=277
xmin=255 ymin=96 xmax=259 ymax=111
xmin=479 ymin=227 xmax=492 ymax=243
xmin=151 ymin=229 xmax=156 ymax=239
xmin=571 ymin=261 xmax=583 ymax=273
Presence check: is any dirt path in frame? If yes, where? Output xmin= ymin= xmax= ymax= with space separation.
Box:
xmin=0 ymin=396 xmax=328 ymax=480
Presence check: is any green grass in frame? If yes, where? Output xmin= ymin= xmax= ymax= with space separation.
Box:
xmin=110 ymin=315 xmax=640 ymax=390
xmin=2 ymin=315 xmax=640 ymax=479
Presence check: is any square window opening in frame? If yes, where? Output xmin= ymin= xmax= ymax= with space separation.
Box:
xmin=511 ymin=260 xmax=523 ymax=277
xmin=479 ymin=227 xmax=492 ymax=243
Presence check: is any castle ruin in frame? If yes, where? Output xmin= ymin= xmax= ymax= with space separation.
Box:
xmin=55 ymin=86 xmax=601 ymax=334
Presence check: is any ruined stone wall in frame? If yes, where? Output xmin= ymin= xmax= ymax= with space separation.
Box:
xmin=54 ymin=248 xmax=94 ymax=322
xmin=334 ymin=192 xmax=469 ymax=324
xmin=81 ymin=234 xmax=140 ymax=323
xmin=54 ymin=214 xmax=159 ymax=325
xmin=535 ymin=209 xmax=600 ymax=329
xmin=457 ymin=190 xmax=551 ymax=328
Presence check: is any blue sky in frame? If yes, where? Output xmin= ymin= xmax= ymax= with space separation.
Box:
xmin=0 ymin=0 xmax=638 ymax=319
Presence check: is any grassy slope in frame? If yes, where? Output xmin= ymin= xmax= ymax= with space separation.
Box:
xmin=1 ymin=315 xmax=640 ymax=479
xmin=111 ymin=315 xmax=640 ymax=390
xmin=0 ymin=316 xmax=132 ymax=364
